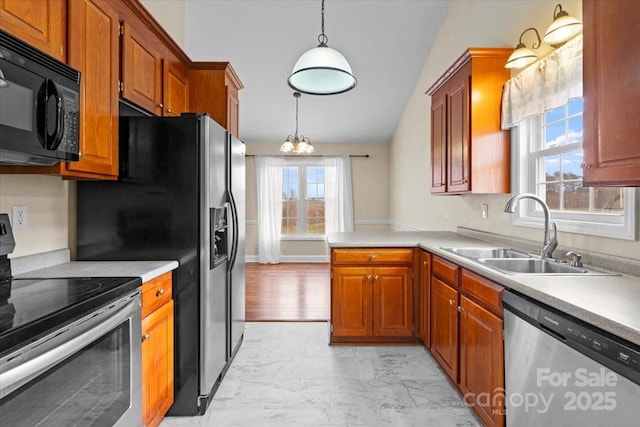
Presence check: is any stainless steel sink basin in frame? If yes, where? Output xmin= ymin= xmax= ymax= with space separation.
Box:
xmin=442 ymin=247 xmax=532 ymax=259
xmin=477 ymin=258 xmax=618 ymax=276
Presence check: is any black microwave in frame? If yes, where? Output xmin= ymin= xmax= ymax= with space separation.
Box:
xmin=0 ymin=29 xmax=80 ymax=166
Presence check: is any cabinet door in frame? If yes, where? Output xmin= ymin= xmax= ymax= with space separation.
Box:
xmin=142 ymin=300 xmax=174 ymax=427
xmin=122 ymin=21 xmax=163 ymax=115
xmin=0 ymin=0 xmax=66 ymax=60
xmin=163 ymin=60 xmax=189 ymax=117
xmin=331 ymin=267 xmax=372 ymax=337
xmin=446 ymin=69 xmax=470 ymax=193
xmin=431 ymin=276 xmax=459 ymax=382
xmin=65 ymin=0 xmax=119 ymax=178
xmin=430 ymin=89 xmax=447 ymax=193
xmin=372 ymin=266 xmax=413 ymax=337
xmin=419 ymin=251 xmax=431 ymax=347
xmin=459 ymin=295 xmax=504 ymax=427
xmin=227 ymin=85 xmax=239 ymax=137
xmin=583 ymin=0 xmax=640 ymax=186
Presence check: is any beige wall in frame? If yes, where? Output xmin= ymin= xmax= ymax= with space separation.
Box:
xmin=140 ymin=0 xmax=186 ymax=48
xmin=0 ymin=175 xmax=71 ymax=258
xmin=390 ymin=0 xmax=640 ymax=261
xmin=245 ymin=142 xmax=390 ymax=261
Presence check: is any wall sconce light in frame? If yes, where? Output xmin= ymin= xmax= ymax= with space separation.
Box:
xmin=505 ymin=27 xmax=542 ymax=69
xmin=543 ymin=4 xmax=583 ymax=47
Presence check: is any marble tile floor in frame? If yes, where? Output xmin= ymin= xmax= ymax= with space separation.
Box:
xmin=160 ymin=322 xmax=482 ymax=427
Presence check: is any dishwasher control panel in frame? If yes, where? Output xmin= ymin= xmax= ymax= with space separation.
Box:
xmin=538 ymin=308 xmax=640 ymax=376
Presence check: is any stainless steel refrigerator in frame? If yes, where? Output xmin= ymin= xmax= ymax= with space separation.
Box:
xmin=76 ymin=113 xmax=245 ymax=416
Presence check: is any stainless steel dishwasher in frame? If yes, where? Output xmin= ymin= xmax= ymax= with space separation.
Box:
xmin=503 ymin=290 xmax=640 ymax=426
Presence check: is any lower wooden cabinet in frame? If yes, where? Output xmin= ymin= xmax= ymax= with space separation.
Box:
xmin=430 ymin=276 xmax=459 ymax=382
xmin=140 ymin=272 xmax=174 ymax=427
xmin=419 ymin=251 xmax=431 ymax=346
xmin=331 ymin=264 xmax=414 ymax=343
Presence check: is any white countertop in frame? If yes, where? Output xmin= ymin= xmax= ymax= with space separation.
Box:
xmin=16 ymin=260 xmax=179 ymax=283
xmin=327 ymin=231 xmax=640 ymax=346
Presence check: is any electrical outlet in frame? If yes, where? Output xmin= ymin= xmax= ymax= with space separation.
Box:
xmin=12 ymin=205 xmax=27 ymax=230
xmin=481 ymin=204 xmax=489 ymax=220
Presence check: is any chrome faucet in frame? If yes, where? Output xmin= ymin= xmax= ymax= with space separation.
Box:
xmin=504 ymin=193 xmax=558 ymax=259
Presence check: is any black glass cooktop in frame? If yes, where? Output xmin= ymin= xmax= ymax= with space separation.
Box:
xmin=0 ymin=276 xmax=141 ymax=356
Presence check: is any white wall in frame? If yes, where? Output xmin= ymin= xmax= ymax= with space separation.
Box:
xmin=0 ymin=175 xmax=71 ymax=257
xmin=390 ymin=0 xmax=640 ymax=261
xmin=139 ymin=0 xmax=186 ymax=48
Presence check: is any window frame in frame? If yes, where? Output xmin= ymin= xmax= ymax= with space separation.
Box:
xmin=281 ymin=160 xmax=327 ymax=240
xmin=512 ymin=109 xmax=638 ymax=241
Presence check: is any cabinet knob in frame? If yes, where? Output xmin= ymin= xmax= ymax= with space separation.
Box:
xmin=449 ymin=299 xmax=455 ymax=306
xmin=167 ymin=108 xmax=172 ymax=114
xmin=78 ymin=151 xmax=84 ymax=158
xmin=457 ymin=306 xmax=465 ymax=313
xmin=371 ymin=254 xmax=377 ymax=260
xmin=423 ymin=261 xmax=428 ymax=266
xmin=156 ymin=288 xmax=165 ymax=297
xmin=374 ymin=275 xmax=379 ymax=280
xmin=158 ymin=103 xmax=164 ymax=108
xmin=580 ymin=162 xmax=592 ymax=169
xmin=142 ymin=333 xmax=150 ymax=342
xmin=463 ymin=179 xmax=468 ymax=184
xmin=367 ymin=275 xmax=372 ymax=280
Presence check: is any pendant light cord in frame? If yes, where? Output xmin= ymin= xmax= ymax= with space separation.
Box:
xmin=318 ymin=0 xmax=328 ymax=46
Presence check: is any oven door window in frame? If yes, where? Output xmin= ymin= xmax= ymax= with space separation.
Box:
xmin=0 ymin=321 xmax=132 ymax=426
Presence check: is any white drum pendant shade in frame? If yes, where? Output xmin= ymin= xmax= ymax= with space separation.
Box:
xmin=288 ymin=46 xmax=356 ymax=95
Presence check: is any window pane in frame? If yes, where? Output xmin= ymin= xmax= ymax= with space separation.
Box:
xmin=282 ymin=199 xmax=298 ymax=234
xmin=567 ymin=116 xmax=583 ymax=144
xmin=562 ymin=150 xmax=583 ymax=180
xmin=545 ymin=106 xmax=565 ymax=124
xmin=544 ymin=154 xmax=561 ymax=183
xmin=282 ymin=167 xmax=299 ymax=200
xmin=563 ymin=183 xmax=589 ymax=212
xmin=542 ymin=182 xmax=561 ymax=210
xmin=306 ymin=199 xmax=325 ymax=235
xmin=594 ymin=188 xmax=625 ymax=213
xmin=306 ymin=167 xmax=325 ymax=199
xmin=568 ymin=98 xmax=583 ymax=115
xmin=545 ymin=121 xmax=566 ymax=148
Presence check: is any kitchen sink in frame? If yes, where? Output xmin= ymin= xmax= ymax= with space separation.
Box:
xmin=442 ymin=247 xmax=532 ymax=259
xmin=477 ymin=257 xmax=619 ymax=276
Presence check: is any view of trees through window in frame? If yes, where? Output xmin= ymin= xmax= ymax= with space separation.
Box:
xmin=282 ymin=166 xmax=325 ymax=235
xmin=537 ymin=98 xmax=624 ymax=215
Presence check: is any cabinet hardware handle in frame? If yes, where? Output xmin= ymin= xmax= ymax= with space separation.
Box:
xmin=463 ymin=179 xmax=468 ymax=184
xmin=371 ymin=254 xmax=377 ymax=260
xmin=158 ymin=103 xmax=164 ymax=108
xmin=580 ymin=162 xmax=592 ymax=169
xmin=374 ymin=275 xmax=379 ymax=280
xmin=449 ymin=299 xmax=455 ymax=306
xmin=424 ymin=261 xmax=428 ymax=266
xmin=156 ymin=288 xmax=165 ymax=297
xmin=458 ymin=306 xmax=465 ymax=312
xmin=167 ymin=108 xmax=172 ymax=114
xmin=142 ymin=333 xmax=150 ymax=342
xmin=78 ymin=151 xmax=84 ymax=159
xmin=367 ymin=275 xmax=372 ymax=280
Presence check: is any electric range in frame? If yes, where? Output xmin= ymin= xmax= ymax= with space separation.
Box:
xmin=0 ymin=275 xmax=142 ymax=356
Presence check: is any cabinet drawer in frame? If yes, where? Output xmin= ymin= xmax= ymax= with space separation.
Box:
xmin=432 ymin=256 xmax=459 ymax=287
xmin=332 ymin=248 xmax=414 ymax=265
xmin=461 ymin=269 xmax=504 ymax=316
xmin=141 ymin=271 xmax=173 ymax=318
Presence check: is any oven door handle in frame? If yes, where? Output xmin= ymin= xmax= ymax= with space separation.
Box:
xmin=0 ymin=292 xmax=140 ymax=400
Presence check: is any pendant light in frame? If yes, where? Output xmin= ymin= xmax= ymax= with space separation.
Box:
xmin=287 ymin=0 xmax=356 ymax=96
xmin=280 ymin=92 xmax=315 ymax=154
xmin=543 ymin=4 xmax=582 ymax=47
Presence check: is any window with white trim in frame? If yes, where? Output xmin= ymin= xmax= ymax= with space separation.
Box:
xmin=282 ymin=164 xmax=325 ymax=236
xmin=514 ymin=97 xmax=637 ymax=240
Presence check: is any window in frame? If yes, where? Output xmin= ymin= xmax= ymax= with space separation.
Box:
xmin=282 ymin=164 xmax=325 ymax=236
xmin=514 ymin=97 xmax=637 ymax=240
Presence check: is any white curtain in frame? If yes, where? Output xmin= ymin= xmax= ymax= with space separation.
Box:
xmin=255 ymin=156 xmax=283 ymax=264
xmin=324 ymin=155 xmax=354 ymax=234
xmin=502 ymin=34 xmax=583 ymax=129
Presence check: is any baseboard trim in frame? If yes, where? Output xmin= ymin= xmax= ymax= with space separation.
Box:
xmin=246 ymin=255 xmax=329 ymax=263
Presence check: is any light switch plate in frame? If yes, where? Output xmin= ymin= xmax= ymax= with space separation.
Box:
xmin=481 ymin=204 xmax=489 ymax=219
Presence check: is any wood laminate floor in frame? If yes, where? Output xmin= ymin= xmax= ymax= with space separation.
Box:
xmin=245 ymin=263 xmax=330 ymax=322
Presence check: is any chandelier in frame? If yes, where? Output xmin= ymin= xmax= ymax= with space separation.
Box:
xmin=280 ymin=92 xmax=315 ymax=154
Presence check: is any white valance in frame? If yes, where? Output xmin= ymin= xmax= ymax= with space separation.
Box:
xmin=501 ymin=34 xmax=583 ymax=129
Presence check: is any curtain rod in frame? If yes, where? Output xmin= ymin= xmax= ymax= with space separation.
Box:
xmin=245 ymin=154 xmax=369 ymax=158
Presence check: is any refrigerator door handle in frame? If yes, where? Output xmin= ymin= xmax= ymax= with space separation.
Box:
xmin=228 ymin=192 xmax=239 ymax=272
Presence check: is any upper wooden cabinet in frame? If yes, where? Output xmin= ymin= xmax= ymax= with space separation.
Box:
xmin=427 ymin=48 xmax=512 ymax=194
xmin=189 ymin=62 xmax=244 ymax=138
xmin=0 ymin=0 xmax=66 ymax=60
xmin=583 ymin=0 xmax=640 ymax=186
xmin=163 ymin=60 xmax=189 ymax=117
xmin=121 ymin=20 xmax=163 ymax=115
